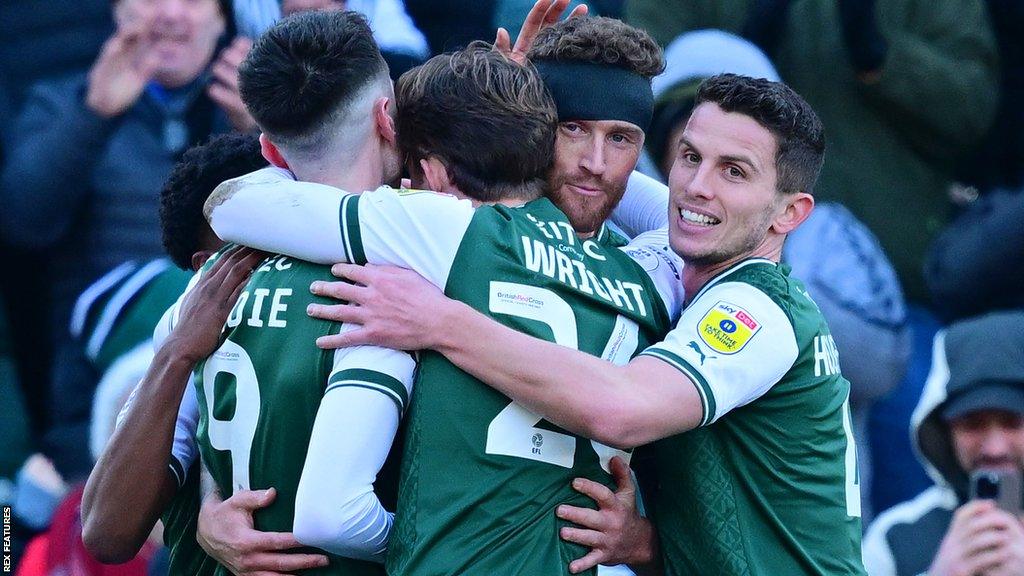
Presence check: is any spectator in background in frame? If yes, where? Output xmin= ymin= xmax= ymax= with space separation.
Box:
xmin=0 ymin=0 xmax=113 ymax=452
xmin=640 ymin=29 xmax=909 ymax=520
xmin=625 ymin=0 xmax=998 ymax=515
xmin=0 ymin=0 xmax=248 ymax=482
xmin=626 ymin=0 xmax=998 ymax=307
xmin=0 ymin=0 xmax=112 ymax=123
xmin=959 ymin=0 xmax=1024 ymax=194
xmin=404 ymin=0 xmax=497 ymax=54
xmin=646 ymin=30 xmax=779 ymax=179
xmin=232 ymin=0 xmax=430 ymax=77
xmin=925 ymin=188 xmax=1024 ymax=323
xmin=863 ymin=311 xmax=1024 ymax=576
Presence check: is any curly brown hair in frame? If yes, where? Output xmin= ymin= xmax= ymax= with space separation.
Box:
xmin=527 ymin=16 xmax=664 ymax=78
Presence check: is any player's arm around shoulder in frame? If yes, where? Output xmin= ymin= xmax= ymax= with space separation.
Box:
xmin=351 ymin=185 xmax=475 ymax=287
xmin=305 ymin=256 xmax=699 ymax=450
xmin=206 ymin=166 xmax=475 ymax=287
xmin=633 ymin=280 xmax=798 ymax=431
xmin=206 ymin=167 xmax=352 ymax=264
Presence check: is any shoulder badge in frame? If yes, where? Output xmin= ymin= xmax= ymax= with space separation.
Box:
xmin=697 ymin=300 xmax=761 ymax=354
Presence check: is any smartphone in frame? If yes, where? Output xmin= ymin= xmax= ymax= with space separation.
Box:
xmin=969 ymin=468 xmax=1023 ymax=514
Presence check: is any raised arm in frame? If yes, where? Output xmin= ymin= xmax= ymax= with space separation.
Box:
xmin=81 ymin=248 xmax=263 ymax=562
xmin=206 ymin=168 xmax=352 ymax=264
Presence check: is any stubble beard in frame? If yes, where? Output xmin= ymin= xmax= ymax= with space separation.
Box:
xmin=678 ymin=206 xmax=773 ymax=268
xmin=547 ymin=175 xmax=626 ymax=236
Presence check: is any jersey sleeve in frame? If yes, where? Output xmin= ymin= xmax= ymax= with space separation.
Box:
xmin=325 ymin=327 xmax=416 ymax=417
xmin=619 ymin=228 xmax=685 ymax=323
xmin=207 ymin=167 xmax=474 ymax=288
xmin=344 ymin=187 xmax=475 ymax=288
xmin=639 ymin=281 xmax=798 ymax=426
xmin=292 ymin=329 xmax=416 ymax=561
xmin=609 ymin=171 xmax=670 ymax=239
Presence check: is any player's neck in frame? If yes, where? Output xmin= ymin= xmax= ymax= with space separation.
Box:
xmin=294 ymin=142 xmax=386 ymax=193
xmin=322 ymin=167 xmax=382 ymax=193
xmin=457 ymin=189 xmax=543 ymax=208
xmin=683 ymin=244 xmax=782 ymax=304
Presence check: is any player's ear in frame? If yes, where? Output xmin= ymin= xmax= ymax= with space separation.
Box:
xmin=259 ymin=133 xmax=289 ymax=169
xmin=771 ymin=191 xmax=814 ymax=235
xmin=374 ymin=97 xmax=397 ymax=147
xmin=191 ymin=250 xmax=215 ymax=271
xmin=420 ymin=157 xmax=453 ymax=194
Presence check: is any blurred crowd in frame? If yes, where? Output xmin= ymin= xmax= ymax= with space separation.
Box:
xmin=0 ymin=0 xmax=1021 ymax=574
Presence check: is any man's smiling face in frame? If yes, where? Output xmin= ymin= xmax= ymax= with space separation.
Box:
xmin=667 ymin=102 xmax=781 ymax=266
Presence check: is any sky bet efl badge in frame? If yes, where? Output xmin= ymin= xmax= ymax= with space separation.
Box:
xmin=698 ymin=301 xmax=761 ymax=354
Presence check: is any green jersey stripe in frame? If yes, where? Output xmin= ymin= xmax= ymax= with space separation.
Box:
xmin=168 ymin=456 xmax=186 ymax=488
xmin=327 ymin=368 xmax=408 ymax=414
xmin=340 ymin=195 xmax=366 ymax=265
xmin=640 ymin=348 xmax=716 ymax=426
xmin=326 ymin=381 xmax=405 ymax=415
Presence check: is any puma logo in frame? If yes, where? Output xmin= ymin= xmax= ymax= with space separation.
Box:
xmin=687 ymin=341 xmax=716 ymax=365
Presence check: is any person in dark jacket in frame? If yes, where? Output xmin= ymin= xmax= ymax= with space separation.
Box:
xmin=0 ymin=0 xmax=247 ymax=480
xmin=925 ymin=187 xmax=1024 ymax=322
xmin=863 ymin=311 xmax=1024 ymax=576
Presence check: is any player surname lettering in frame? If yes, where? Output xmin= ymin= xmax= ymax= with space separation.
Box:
xmin=257 ymin=254 xmax=293 ymax=272
xmin=813 ymin=333 xmax=841 ymax=377
xmin=227 ymin=287 xmax=292 ymax=329
xmin=521 ymin=235 xmax=648 ymax=317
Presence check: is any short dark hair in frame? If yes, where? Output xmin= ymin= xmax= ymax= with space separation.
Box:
xmin=239 ymin=11 xmax=388 ymax=144
xmin=395 ymin=43 xmax=557 ymax=202
xmin=695 ymin=74 xmax=826 ymax=195
xmin=527 ymin=16 xmax=664 ymax=78
xmin=160 ymin=133 xmax=267 ymax=269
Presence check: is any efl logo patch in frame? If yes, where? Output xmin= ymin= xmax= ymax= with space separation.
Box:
xmin=697 ymin=301 xmax=761 ymax=354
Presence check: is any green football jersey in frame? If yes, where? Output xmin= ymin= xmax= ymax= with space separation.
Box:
xmin=206 ymin=170 xmax=685 ymax=575
xmin=191 ymin=249 xmax=413 ymax=576
xmin=639 ymin=259 xmax=865 ymax=575
xmin=162 ymin=462 xmax=218 ymax=576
